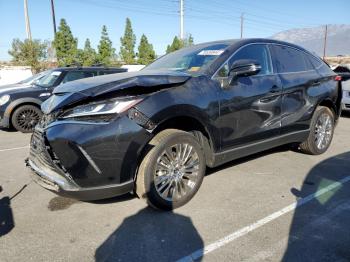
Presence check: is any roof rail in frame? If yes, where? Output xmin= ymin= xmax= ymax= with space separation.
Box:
xmin=65 ymin=62 xmax=82 ymax=68
xmin=91 ymin=63 xmax=107 ymax=68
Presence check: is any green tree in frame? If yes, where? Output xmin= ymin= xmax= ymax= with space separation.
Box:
xmin=166 ymin=36 xmax=184 ymax=54
xmin=120 ymin=18 xmax=136 ymax=64
xmin=82 ymin=38 xmax=97 ymax=66
xmin=8 ymin=38 xmax=47 ymax=73
xmin=75 ymin=49 xmax=84 ymax=65
xmin=53 ymin=19 xmax=78 ymax=66
xmin=137 ymin=34 xmax=156 ymax=65
xmin=97 ymin=25 xmax=115 ymax=65
xmin=187 ymin=34 xmax=194 ymax=46
xmin=166 ymin=35 xmax=194 ymax=54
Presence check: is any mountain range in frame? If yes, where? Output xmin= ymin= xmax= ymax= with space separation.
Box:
xmin=271 ymin=24 xmax=350 ymax=56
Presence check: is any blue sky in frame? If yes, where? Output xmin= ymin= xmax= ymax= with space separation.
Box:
xmin=0 ymin=0 xmax=349 ymax=61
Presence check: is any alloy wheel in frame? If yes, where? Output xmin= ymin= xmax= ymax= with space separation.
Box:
xmin=154 ymin=143 xmax=200 ymax=201
xmin=16 ymin=108 xmax=41 ymax=132
xmin=314 ymin=113 xmax=333 ymax=150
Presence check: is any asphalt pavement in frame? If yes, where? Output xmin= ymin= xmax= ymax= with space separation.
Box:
xmin=0 ymin=115 xmax=350 ymax=262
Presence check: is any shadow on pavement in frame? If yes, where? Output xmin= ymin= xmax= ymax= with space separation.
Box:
xmin=95 ymin=207 xmax=203 ymax=262
xmin=341 ymin=111 xmax=350 ymax=118
xmin=0 ymin=127 xmax=16 ymax=133
xmin=0 ymin=186 xmax=15 ymax=237
xmin=283 ymin=152 xmax=350 ymax=261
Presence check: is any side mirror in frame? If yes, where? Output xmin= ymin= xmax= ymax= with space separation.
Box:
xmin=229 ymin=59 xmax=261 ymax=80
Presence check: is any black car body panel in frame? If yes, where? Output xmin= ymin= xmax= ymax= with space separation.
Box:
xmin=26 ymin=39 xmax=341 ymax=200
xmin=42 ymin=70 xmax=191 ymax=114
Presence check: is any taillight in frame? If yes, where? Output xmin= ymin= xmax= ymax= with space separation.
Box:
xmin=334 ymin=75 xmax=342 ymax=81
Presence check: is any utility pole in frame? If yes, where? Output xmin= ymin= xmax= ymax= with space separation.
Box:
xmin=50 ymin=0 xmax=57 ymax=36
xmin=323 ymin=25 xmax=328 ymax=60
xmin=240 ymin=13 xmax=244 ymax=39
xmin=180 ymin=0 xmax=184 ymax=40
xmin=24 ymin=0 xmax=32 ymax=40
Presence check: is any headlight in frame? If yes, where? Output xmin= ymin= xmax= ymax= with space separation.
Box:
xmin=61 ymin=98 xmax=142 ymax=119
xmin=0 ymin=95 xmax=10 ymax=106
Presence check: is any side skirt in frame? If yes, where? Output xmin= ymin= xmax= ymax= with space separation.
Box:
xmin=211 ymin=130 xmax=310 ymax=167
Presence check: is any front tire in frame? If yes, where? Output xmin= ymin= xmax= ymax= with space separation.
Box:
xmin=136 ymin=129 xmax=206 ymax=210
xmin=11 ymin=105 xmax=42 ymax=133
xmin=299 ymin=106 xmax=335 ymax=155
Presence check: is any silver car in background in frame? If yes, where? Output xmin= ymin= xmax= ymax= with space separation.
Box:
xmin=332 ymin=65 xmax=350 ymax=112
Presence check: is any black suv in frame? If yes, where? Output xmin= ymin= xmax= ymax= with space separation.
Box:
xmin=26 ymin=39 xmax=342 ymax=210
xmin=0 ymin=66 xmax=127 ymax=132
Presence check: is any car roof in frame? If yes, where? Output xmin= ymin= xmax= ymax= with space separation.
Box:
xmin=199 ymin=38 xmax=311 ymax=53
xmin=54 ymin=67 xmax=128 ymax=72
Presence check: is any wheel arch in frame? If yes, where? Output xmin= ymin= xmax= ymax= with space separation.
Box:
xmin=317 ymin=98 xmax=338 ymax=119
xmin=151 ymin=115 xmax=216 ymax=167
xmin=6 ymin=98 xmax=42 ymax=127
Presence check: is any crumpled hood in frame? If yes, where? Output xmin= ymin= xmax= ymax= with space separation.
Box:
xmin=42 ymin=70 xmax=191 ymax=114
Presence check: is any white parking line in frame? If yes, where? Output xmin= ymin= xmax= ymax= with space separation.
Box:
xmin=0 ymin=146 xmax=29 ymax=152
xmin=177 ymin=175 xmax=350 ymax=262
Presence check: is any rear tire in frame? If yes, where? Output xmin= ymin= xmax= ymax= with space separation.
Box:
xmin=136 ymin=129 xmax=206 ymax=210
xmin=11 ymin=105 xmax=42 ymax=133
xmin=299 ymin=106 xmax=334 ymax=155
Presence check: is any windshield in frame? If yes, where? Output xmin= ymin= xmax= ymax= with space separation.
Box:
xmin=17 ymin=70 xmax=49 ymax=84
xmin=35 ymin=70 xmax=62 ymax=88
xmin=144 ymin=43 xmax=229 ymax=75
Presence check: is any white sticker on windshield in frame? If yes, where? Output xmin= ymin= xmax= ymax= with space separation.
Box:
xmin=51 ymin=71 xmax=61 ymax=76
xmin=198 ymin=50 xmax=224 ymax=56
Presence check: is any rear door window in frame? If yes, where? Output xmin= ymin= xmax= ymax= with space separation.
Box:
xmin=272 ymin=45 xmax=310 ymax=73
xmin=99 ymin=70 xmax=117 ymax=76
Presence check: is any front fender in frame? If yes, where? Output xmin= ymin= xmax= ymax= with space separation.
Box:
xmin=5 ymin=97 xmax=43 ymax=118
xmin=135 ymin=77 xmax=221 ymax=151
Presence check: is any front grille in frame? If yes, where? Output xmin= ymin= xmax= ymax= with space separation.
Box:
xmin=345 ymin=104 xmax=350 ymax=109
xmin=30 ymin=130 xmax=56 ymax=169
xmin=37 ymin=113 xmax=57 ymax=129
xmin=30 ymin=129 xmax=68 ymax=178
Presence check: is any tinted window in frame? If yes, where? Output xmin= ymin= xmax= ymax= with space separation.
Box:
xmin=98 ymin=70 xmax=124 ymax=76
xmin=216 ymin=44 xmax=272 ymax=77
xmin=35 ymin=70 xmax=62 ymax=88
xmin=62 ymin=71 xmax=95 ymax=84
xmin=273 ymin=45 xmax=310 ymax=73
xmin=307 ymin=54 xmax=323 ymax=69
xmin=145 ymin=43 xmax=230 ymax=75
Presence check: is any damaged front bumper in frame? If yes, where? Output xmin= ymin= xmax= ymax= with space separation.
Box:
xmin=26 ymin=114 xmax=152 ymax=200
xmin=26 ymin=158 xmax=134 ymax=200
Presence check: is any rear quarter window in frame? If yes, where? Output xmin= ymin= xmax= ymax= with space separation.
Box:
xmin=306 ymin=54 xmax=323 ymax=69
